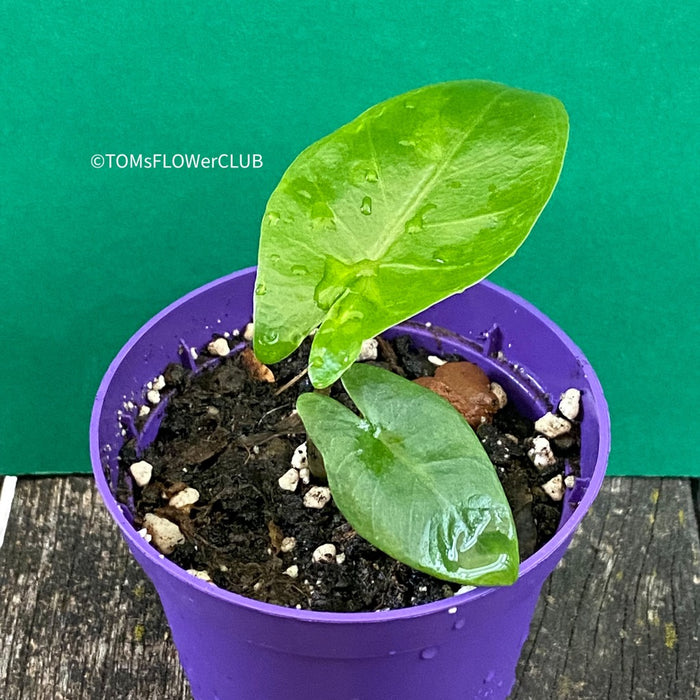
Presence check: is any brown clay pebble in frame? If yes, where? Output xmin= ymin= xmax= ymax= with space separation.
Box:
xmin=414 ymin=361 xmax=499 ymax=428
xmin=414 ymin=377 xmax=476 ymax=427
xmin=436 ymin=362 xmax=500 ymax=426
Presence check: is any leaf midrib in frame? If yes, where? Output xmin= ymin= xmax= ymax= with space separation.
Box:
xmin=353 ymin=418 xmax=478 ymax=515
xmin=365 ymin=87 xmax=509 ymax=262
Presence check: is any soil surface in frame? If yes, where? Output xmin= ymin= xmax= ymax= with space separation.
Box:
xmin=119 ymin=331 xmax=580 ymax=613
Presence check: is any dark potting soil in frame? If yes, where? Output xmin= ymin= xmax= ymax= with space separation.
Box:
xmin=120 ymin=332 xmax=580 ymax=613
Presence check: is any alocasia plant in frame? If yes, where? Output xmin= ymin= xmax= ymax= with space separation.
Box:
xmin=253 ymin=80 xmax=568 ymax=586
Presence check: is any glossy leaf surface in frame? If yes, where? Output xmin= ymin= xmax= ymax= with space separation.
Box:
xmin=254 ymin=80 xmax=568 ymax=387
xmin=296 ymin=364 xmax=519 ymax=585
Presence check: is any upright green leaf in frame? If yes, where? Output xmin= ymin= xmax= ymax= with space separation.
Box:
xmin=296 ymin=364 xmax=519 ymax=586
xmin=254 ymin=80 xmax=569 ymax=387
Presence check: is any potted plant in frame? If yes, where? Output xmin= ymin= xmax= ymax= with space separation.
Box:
xmin=90 ymin=81 xmax=610 ymax=700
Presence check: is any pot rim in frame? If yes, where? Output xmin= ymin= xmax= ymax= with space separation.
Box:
xmin=90 ymin=265 xmax=610 ymax=624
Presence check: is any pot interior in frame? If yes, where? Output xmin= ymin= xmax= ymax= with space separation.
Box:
xmin=92 ymin=269 xmax=608 ymax=554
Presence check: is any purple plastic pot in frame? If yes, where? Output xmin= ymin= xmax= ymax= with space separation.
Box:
xmin=90 ymin=267 xmax=610 ymax=700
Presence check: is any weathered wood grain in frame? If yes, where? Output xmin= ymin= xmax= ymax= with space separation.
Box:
xmin=513 ymin=478 xmax=700 ymax=700
xmin=0 ymin=477 xmax=191 ymax=700
xmin=0 ymin=476 xmax=698 ymax=700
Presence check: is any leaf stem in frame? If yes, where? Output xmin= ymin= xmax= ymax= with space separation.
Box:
xmin=306 ymin=386 xmax=331 ymax=480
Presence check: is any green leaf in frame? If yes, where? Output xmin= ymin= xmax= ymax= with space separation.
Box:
xmin=296 ymin=364 xmax=519 ymax=586
xmin=254 ymin=80 xmax=569 ymax=387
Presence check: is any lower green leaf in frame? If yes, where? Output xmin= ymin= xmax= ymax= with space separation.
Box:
xmin=296 ymin=363 xmax=519 ymax=586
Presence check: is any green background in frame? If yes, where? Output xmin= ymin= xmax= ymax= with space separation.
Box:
xmin=2 ymin=1 xmax=697 ymax=476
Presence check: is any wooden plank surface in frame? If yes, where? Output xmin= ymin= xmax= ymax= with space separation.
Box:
xmin=0 ymin=476 xmax=190 ymax=700
xmin=0 ymin=476 xmax=698 ymax=700
xmin=512 ymin=478 xmax=700 ymax=700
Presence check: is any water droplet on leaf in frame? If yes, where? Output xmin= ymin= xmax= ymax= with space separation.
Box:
xmin=404 ymin=203 xmax=437 ymax=234
xmin=405 ymin=214 xmax=423 ymax=235
xmin=291 ymin=265 xmax=309 ymax=276
xmin=360 ymin=196 xmax=372 ymax=215
xmin=311 ymin=201 xmax=336 ymax=229
xmin=364 ymin=169 xmax=378 ymax=183
xmin=341 ymin=309 xmax=364 ymax=323
xmin=398 ymin=139 xmax=415 ymax=148
xmin=265 ymin=211 xmax=280 ymax=226
xmin=262 ymin=330 xmax=279 ymax=344
xmin=255 ymin=282 xmax=267 ymax=296
xmin=298 ymin=189 xmax=312 ymax=200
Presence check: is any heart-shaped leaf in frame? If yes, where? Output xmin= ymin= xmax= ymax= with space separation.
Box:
xmin=296 ymin=363 xmax=519 ymax=586
xmin=254 ymin=80 xmax=568 ymax=387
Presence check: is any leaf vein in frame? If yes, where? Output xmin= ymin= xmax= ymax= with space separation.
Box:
xmin=364 ymin=118 xmax=388 ymax=205
xmin=368 ymin=87 xmax=510 ymax=261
